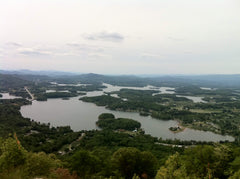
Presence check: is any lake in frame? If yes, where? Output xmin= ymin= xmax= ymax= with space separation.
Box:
xmin=20 ymin=84 xmax=234 ymax=142
xmin=176 ymin=95 xmax=206 ymax=103
xmin=0 ymin=93 xmax=22 ymax=99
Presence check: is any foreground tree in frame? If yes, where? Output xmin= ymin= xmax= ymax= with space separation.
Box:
xmin=156 ymin=144 xmax=235 ymax=179
xmin=23 ymin=152 xmax=61 ymax=177
xmin=112 ymin=147 xmax=158 ymax=179
xmin=70 ymin=150 xmax=101 ymax=178
xmin=0 ymin=138 xmax=27 ymax=172
xmin=0 ymin=137 xmax=61 ymax=178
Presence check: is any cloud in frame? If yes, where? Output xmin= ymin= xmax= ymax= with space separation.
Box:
xmin=2 ymin=42 xmax=110 ymax=59
xmin=141 ymin=53 xmax=162 ymax=59
xmin=0 ymin=48 xmax=4 ymax=56
xmin=83 ymin=31 xmax=124 ymax=42
xmin=65 ymin=43 xmax=111 ymax=59
xmin=66 ymin=43 xmax=104 ymax=52
xmin=5 ymin=42 xmax=22 ymax=47
xmin=17 ymin=48 xmax=51 ymax=56
xmin=66 ymin=43 xmax=81 ymax=48
xmin=88 ymin=53 xmax=111 ymax=59
xmin=184 ymin=51 xmax=192 ymax=54
xmin=167 ymin=37 xmax=184 ymax=41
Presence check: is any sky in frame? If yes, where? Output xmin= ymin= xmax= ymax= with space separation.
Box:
xmin=0 ymin=0 xmax=240 ymax=74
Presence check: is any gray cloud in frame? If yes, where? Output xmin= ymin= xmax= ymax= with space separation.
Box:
xmin=2 ymin=42 xmax=109 ymax=58
xmin=65 ymin=43 xmax=111 ymax=58
xmin=141 ymin=53 xmax=162 ymax=59
xmin=66 ymin=43 xmax=104 ymax=52
xmin=66 ymin=43 xmax=81 ymax=48
xmin=83 ymin=31 xmax=124 ymax=42
xmin=18 ymin=48 xmax=51 ymax=56
xmin=88 ymin=53 xmax=111 ymax=59
xmin=5 ymin=42 xmax=22 ymax=47
xmin=184 ymin=51 xmax=192 ymax=54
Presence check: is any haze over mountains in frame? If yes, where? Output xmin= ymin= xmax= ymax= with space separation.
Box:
xmin=1 ymin=70 xmax=240 ymax=88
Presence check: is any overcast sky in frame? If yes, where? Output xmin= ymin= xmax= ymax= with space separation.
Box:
xmin=0 ymin=0 xmax=239 ymax=74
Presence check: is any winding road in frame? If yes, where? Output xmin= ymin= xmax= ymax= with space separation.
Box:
xmin=24 ymin=87 xmax=34 ymax=101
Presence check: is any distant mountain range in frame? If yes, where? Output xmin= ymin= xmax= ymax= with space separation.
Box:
xmin=1 ymin=70 xmax=240 ymax=88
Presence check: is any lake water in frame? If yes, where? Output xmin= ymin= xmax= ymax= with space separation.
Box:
xmin=176 ymin=95 xmax=206 ymax=103
xmin=20 ymin=84 xmax=234 ymax=142
xmin=0 ymin=93 xmax=22 ymax=99
xmin=102 ymin=83 xmax=175 ymax=95
xmin=46 ymin=90 xmax=70 ymax=93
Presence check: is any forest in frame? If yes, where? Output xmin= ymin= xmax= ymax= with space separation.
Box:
xmin=81 ymin=88 xmax=240 ymax=139
xmin=0 ymin=72 xmax=240 ymax=178
xmin=96 ymin=113 xmax=141 ymax=130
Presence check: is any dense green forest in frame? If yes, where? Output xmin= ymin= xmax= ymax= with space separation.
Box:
xmin=96 ymin=113 xmax=141 ymax=130
xmin=0 ymin=72 xmax=240 ymax=178
xmin=81 ymin=88 xmax=240 ymax=139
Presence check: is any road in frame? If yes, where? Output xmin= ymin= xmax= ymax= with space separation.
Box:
xmin=24 ymin=86 xmax=34 ymax=101
xmin=155 ymin=142 xmax=195 ymax=148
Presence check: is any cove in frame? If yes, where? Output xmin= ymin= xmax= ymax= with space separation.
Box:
xmin=20 ymin=95 xmax=234 ymax=142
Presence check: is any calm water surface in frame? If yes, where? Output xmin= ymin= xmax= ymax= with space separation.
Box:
xmin=20 ymin=84 xmax=234 ymax=142
xmin=0 ymin=93 xmax=22 ymax=99
xmin=176 ymin=95 xmax=206 ymax=103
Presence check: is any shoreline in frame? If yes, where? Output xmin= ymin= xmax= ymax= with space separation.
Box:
xmin=169 ymin=121 xmax=186 ymax=133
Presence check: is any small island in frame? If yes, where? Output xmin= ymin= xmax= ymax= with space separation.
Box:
xmin=169 ymin=124 xmax=185 ymax=133
xmin=139 ymin=111 xmax=150 ymax=116
xmin=62 ymin=97 xmax=70 ymax=100
xmin=96 ymin=113 xmax=141 ymax=131
xmin=45 ymin=92 xmax=77 ymax=98
xmin=36 ymin=92 xmax=78 ymax=101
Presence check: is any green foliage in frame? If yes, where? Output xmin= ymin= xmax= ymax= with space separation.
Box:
xmin=138 ymin=151 xmax=159 ymax=178
xmin=0 ymin=138 xmax=27 ymax=172
xmin=157 ymin=144 xmax=237 ymax=179
xmin=45 ymin=92 xmax=78 ymax=98
xmin=0 ymin=104 xmax=32 ymax=137
xmin=229 ymin=170 xmax=240 ymax=179
xmin=112 ymin=147 xmax=158 ymax=179
xmin=112 ymin=147 xmax=141 ymax=178
xmin=99 ymin=113 xmax=115 ymax=120
xmin=81 ymin=87 xmax=240 ymax=138
xmin=156 ymin=152 xmax=188 ymax=179
xmin=229 ymin=157 xmax=240 ymax=174
xmin=75 ymin=130 xmax=180 ymax=163
xmin=81 ymin=95 xmax=122 ymax=106
xmin=70 ymin=150 xmax=101 ymax=178
xmin=97 ymin=114 xmax=141 ymax=131
xmin=183 ymin=145 xmax=216 ymax=177
xmin=1 ymin=73 xmax=240 ymax=178
xmin=23 ymin=152 xmax=60 ymax=177
xmin=0 ymin=168 xmax=25 ymax=179
xmin=0 ymin=137 xmax=61 ymax=178
xmin=0 ymin=98 xmax=31 ymax=106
